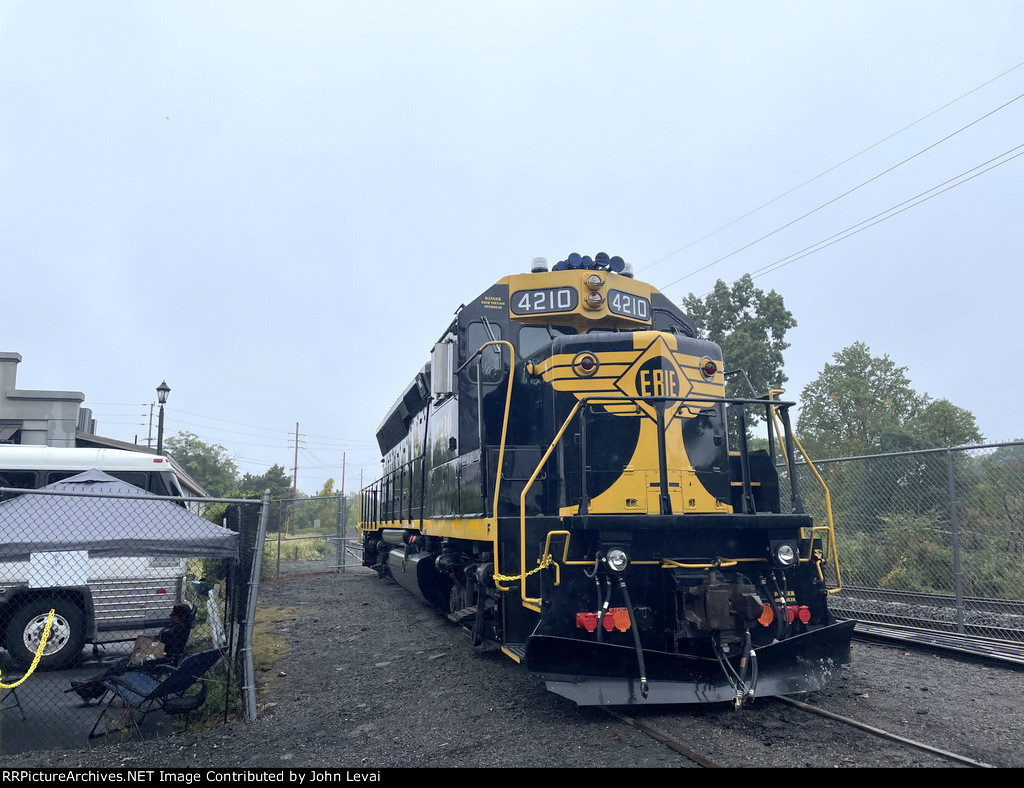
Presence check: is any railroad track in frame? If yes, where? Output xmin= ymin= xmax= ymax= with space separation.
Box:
xmin=839 ymin=586 xmax=1024 ymax=616
xmin=606 ymin=697 xmax=995 ymax=768
xmin=452 ymin=603 xmax=1013 ymax=767
xmin=604 ymin=709 xmax=722 ymax=768
xmin=831 ymin=587 xmax=1024 ymax=644
xmin=852 ymin=621 xmax=1024 ymax=666
xmin=774 ymin=697 xmax=994 ymax=768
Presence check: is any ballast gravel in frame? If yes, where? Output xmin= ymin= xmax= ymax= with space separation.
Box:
xmin=5 ymin=566 xmax=1023 ymax=769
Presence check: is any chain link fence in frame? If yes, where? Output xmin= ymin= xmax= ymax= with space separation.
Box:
xmin=0 ymin=474 xmax=268 ymax=755
xmin=266 ymin=495 xmax=360 ymax=577
xmin=788 ymin=441 xmax=1024 ymax=639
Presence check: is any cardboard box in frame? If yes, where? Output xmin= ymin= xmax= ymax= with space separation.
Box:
xmin=129 ymin=636 xmax=165 ymax=665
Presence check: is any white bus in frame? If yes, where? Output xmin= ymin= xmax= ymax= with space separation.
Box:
xmin=0 ymin=446 xmax=208 ymax=670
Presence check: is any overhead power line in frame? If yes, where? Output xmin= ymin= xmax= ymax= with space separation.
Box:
xmin=694 ymin=142 xmax=1024 ymax=291
xmin=657 ymin=90 xmax=1024 ymax=293
xmin=641 ymin=58 xmax=1024 ymax=277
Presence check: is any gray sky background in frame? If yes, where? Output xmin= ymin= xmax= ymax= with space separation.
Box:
xmin=2 ymin=1 xmax=1022 ymax=494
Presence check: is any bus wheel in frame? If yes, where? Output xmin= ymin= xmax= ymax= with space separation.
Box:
xmin=6 ymin=598 xmax=86 ymax=671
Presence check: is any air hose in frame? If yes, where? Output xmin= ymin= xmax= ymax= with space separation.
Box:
xmin=616 ymin=575 xmax=649 ymax=699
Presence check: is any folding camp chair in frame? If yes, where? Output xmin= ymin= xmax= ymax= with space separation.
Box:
xmin=69 ymin=603 xmax=196 ymax=706
xmin=88 ymin=648 xmax=223 ymax=740
xmin=1 ymin=682 xmax=26 ymax=721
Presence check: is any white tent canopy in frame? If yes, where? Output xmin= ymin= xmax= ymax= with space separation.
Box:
xmin=0 ymin=469 xmax=239 ymax=561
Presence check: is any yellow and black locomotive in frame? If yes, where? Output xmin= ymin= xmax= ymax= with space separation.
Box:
xmin=359 ymin=253 xmax=854 ymax=706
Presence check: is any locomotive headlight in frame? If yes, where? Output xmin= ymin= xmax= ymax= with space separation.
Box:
xmin=604 ymin=548 xmax=630 ymax=572
xmin=584 ymin=291 xmax=604 ymax=310
xmin=771 ymin=541 xmax=798 ymax=567
xmin=585 ymin=273 xmax=604 ymax=291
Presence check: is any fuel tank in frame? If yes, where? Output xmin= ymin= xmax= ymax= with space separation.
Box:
xmin=386 ymin=548 xmax=449 ymax=611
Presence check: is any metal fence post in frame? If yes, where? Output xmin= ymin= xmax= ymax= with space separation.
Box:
xmin=947 ymin=450 xmax=965 ymax=634
xmin=275 ymin=502 xmax=282 ymax=578
xmin=335 ymin=493 xmax=344 ymax=571
xmin=243 ymin=490 xmax=270 ymax=723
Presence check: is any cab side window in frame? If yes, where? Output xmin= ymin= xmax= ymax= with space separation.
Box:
xmin=466 ymin=322 xmax=504 ymax=383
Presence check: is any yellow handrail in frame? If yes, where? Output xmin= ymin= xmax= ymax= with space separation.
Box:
xmin=768 ymin=390 xmax=843 ymax=593
xmin=472 ymin=341 xmax=516 ymax=592
xmin=517 ymin=400 xmax=582 ymax=609
xmin=512 ymin=389 xmax=845 ymax=609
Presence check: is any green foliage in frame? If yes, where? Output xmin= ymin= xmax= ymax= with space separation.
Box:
xmin=239 ymin=464 xmax=293 ymax=499
xmin=682 ymin=274 xmax=795 ymax=447
xmin=796 ymin=343 xmax=925 ymax=458
xmin=957 ymin=449 xmax=1024 ymax=597
xmin=805 ymin=442 xmax=1024 ymax=601
xmin=164 ymin=431 xmax=239 ymax=497
xmin=907 ymin=399 xmax=984 ymax=449
xmin=796 ymin=343 xmax=982 ymax=459
xmin=683 ymin=274 xmax=796 ymax=403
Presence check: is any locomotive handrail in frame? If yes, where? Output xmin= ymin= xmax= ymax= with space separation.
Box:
xmin=518 ymin=391 xmax=823 ymax=610
xmin=465 ymin=340 xmax=517 ymax=593
xmin=519 ymin=399 xmax=583 ymax=610
xmin=360 ymin=340 xmax=516 ymax=591
xmin=768 ymin=390 xmax=843 ymax=594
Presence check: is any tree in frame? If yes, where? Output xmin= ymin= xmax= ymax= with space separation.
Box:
xmin=239 ymin=463 xmax=293 ymax=499
xmin=797 ymin=343 xmax=984 ymax=458
xmin=163 ymin=431 xmax=239 ymax=497
xmin=796 ymin=343 xmax=926 ymax=458
xmin=683 ymin=274 xmax=796 ymax=401
xmin=906 ymin=399 xmax=983 ymax=449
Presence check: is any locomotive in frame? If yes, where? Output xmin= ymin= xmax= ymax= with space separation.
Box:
xmin=358 ymin=253 xmax=854 ymax=707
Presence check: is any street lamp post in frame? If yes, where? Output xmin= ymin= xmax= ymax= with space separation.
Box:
xmin=156 ymin=380 xmax=170 ymax=456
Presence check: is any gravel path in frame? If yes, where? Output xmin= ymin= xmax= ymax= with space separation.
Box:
xmin=6 ymin=567 xmax=1023 ymax=769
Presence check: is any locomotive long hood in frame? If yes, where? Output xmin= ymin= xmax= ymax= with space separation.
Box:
xmin=524 ymin=619 xmax=856 ymax=706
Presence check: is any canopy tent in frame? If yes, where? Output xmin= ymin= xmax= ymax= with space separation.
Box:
xmin=0 ymin=469 xmax=239 ymax=561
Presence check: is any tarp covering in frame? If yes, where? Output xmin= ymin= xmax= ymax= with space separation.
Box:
xmin=0 ymin=469 xmax=239 ymax=561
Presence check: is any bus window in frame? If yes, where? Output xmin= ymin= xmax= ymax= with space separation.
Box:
xmin=44 ymin=471 xmax=80 ymax=485
xmin=0 ymin=471 xmax=37 ymax=489
xmin=107 ymin=471 xmax=149 ymax=491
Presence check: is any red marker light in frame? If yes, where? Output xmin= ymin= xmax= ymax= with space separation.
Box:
xmin=702 ymin=360 xmax=718 ymax=379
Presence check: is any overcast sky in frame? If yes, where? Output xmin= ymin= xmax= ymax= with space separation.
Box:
xmin=2 ymin=1 xmax=1022 ymax=494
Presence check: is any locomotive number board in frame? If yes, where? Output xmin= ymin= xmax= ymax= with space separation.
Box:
xmin=608 ymin=289 xmax=651 ymax=320
xmin=510 ymin=286 xmax=579 ymax=315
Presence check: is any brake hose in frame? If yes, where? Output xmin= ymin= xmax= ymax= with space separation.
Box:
xmin=617 ymin=575 xmax=649 ymax=699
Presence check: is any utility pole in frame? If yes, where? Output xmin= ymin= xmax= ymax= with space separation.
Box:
xmin=340 ymin=453 xmax=346 ymax=535
xmin=336 ymin=452 xmax=347 ymax=571
xmin=289 ymin=422 xmax=299 ymax=535
xmin=292 ymin=422 xmax=299 ymax=497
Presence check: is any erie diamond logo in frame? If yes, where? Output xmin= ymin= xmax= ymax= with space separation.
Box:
xmin=614 ymin=336 xmax=693 ymax=424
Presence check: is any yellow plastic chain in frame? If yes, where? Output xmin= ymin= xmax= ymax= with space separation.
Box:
xmin=493 ymin=554 xmax=553 ymax=583
xmin=0 ymin=608 xmax=55 ymax=689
